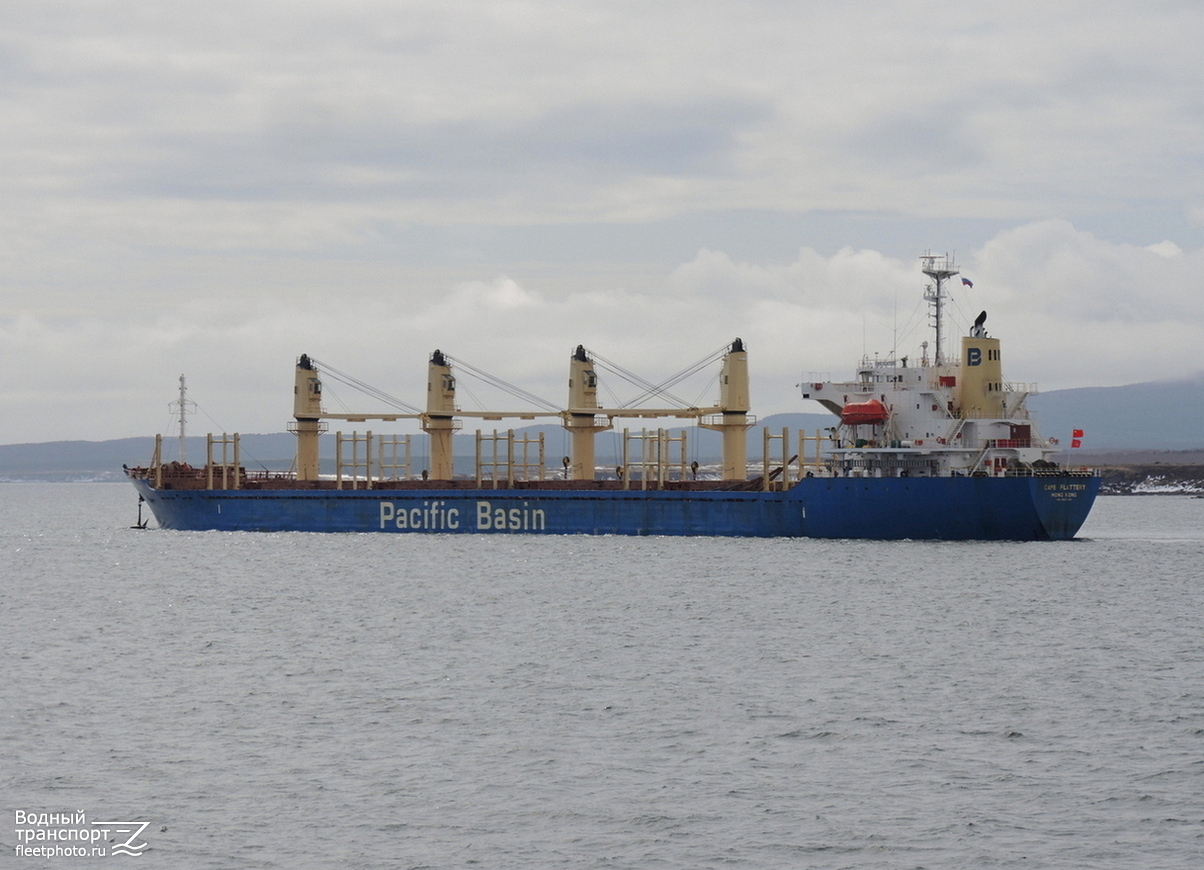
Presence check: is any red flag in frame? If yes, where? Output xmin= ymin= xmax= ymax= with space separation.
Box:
xmin=1071 ymin=439 xmax=1082 ymax=448
xmin=1072 ymin=428 xmax=1084 ymax=438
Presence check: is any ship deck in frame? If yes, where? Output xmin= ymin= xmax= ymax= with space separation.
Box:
xmin=125 ymin=466 xmax=781 ymax=493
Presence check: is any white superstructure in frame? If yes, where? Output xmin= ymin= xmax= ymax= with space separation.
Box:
xmin=802 ymin=254 xmax=1057 ymax=479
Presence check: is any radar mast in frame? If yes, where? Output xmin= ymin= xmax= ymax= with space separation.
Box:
xmin=921 ymin=253 xmax=959 ymax=366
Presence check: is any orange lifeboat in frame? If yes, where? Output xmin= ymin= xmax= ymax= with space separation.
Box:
xmin=840 ymin=399 xmax=889 ymax=425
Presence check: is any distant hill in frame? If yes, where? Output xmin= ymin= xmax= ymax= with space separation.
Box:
xmin=0 ymin=414 xmax=835 ymax=481
xmin=0 ymin=435 xmax=293 ymax=481
xmin=3 ymin=376 xmax=1201 ymax=480
xmin=0 ymin=437 xmax=160 ymax=481
xmin=1028 ymin=372 xmax=1204 ymax=451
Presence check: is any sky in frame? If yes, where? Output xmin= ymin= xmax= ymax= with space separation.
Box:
xmin=3 ymin=0 xmax=1204 ymax=444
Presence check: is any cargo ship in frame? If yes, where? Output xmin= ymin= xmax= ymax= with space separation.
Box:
xmin=125 ymin=254 xmax=1098 ymax=539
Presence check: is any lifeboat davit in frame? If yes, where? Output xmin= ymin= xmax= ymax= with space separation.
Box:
xmin=840 ymin=399 xmax=889 ymax=426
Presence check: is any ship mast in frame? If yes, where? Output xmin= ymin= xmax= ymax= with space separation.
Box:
xmin=921 ymin=253 xmax=959 ymax=366
xmin=169 ymin=374 xmax=196 ymax=463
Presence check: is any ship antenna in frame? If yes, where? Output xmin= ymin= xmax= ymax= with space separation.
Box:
xmin=169 ymin=374 xmax=196 ymax=464
xmin=921 ymin=252 xmax=959 ymax=366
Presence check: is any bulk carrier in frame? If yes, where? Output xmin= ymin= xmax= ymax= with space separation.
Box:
xmin=125 ymin=254 xmax=1098 ymax=539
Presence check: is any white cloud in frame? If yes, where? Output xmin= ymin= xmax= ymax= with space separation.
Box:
xmin=2 ymin=2 xmax=1203 ymax=443
xmin=3 ymin=1 xmax=1202 ymax=225
xmin=1146 ymin=241 xmax=1183 ymax=257
xmin=6 ymin=224 xmax=1202 ymax=443
xmin=974 ymin=221 xmax=1204 ymax=324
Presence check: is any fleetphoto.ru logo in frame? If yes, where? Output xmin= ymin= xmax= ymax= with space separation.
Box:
xmin=13 ymin=810 xmax=155 ymax=858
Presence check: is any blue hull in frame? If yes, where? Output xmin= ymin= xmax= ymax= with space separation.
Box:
xmin=131 ymin=475 xmax=1098 ymax=540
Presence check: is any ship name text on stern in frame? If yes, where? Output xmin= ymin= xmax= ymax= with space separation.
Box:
xmin=1043 ymin=481 xmax=1089 ymax=502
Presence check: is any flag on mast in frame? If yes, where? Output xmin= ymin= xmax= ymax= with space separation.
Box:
xmin=1071 ymin=428 xmax=1084 ymax=448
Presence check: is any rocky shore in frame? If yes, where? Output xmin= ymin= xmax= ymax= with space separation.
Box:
xmin=1094 ymin=465 xmax=1204 ymax=495
xmin=1071 ymin=451 xmax=1204 ymax=495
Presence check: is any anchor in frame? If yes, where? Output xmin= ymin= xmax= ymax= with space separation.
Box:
xmin=132 ymin=495 xmax=150 ymax=531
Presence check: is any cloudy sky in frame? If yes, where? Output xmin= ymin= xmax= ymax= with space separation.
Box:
xmin=3 ymin=0 xmax=1203 ymax=445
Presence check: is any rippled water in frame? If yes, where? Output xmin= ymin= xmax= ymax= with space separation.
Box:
xmin=2 ymin=484 xmax=1202 ymax=868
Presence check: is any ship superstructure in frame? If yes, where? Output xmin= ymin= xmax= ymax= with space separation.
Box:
xmin=804 ymin=253 xmax=1053 ymax=480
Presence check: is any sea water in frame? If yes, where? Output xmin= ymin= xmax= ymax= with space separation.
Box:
xmin=1 ymin=483 xmax=1202 ymax=869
